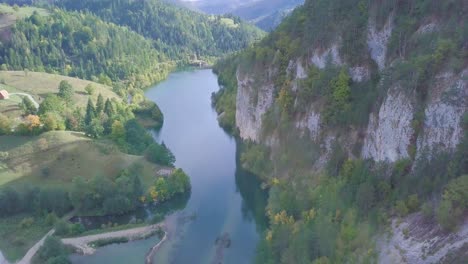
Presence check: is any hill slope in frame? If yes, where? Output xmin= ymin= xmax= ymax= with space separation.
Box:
xmin=166 ymin=0 xmax=304 ymax=31
xmin=55 ymin=0 xmax=265 ymax=60
xmin=0 ymin=8 xmax=171 ymax=88
xmin=0 ymin=71 xmax=118 ymax=118
xmin=213 ymin=0 xmax=468 ymax=262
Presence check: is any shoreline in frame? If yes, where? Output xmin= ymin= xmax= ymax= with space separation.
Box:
xmin=62 ymin=223 xmax=165 ymax=256
xmin=145 ymin=230 xmax=168 ymax=264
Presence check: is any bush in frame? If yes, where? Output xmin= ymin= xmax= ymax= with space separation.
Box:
xmin=12 ymin=236 xmax=26 ymax=246
xmin=85 ymin=84 xmax=95 ymax=95
xmin=54 ymin=219 xmax=70 ymax=236
xmin=46 ymin=213 xmax=58 ymax=226
xmin=147 ymin=169 xmax=190 ymax=203
xmin=19 ymin=217 xmax=35 ymax=229
xmin=70 ymin=223 xmax=85 ymax=236
xmin=406 ymin=194 xmax=420 ymax=212
xmin=395 ymin=200 xmax=409 ymax=217
xmin=421 ymin=202 xmax=433 ymax=218
xmin=0 ymin=151 xmax=9 ymax=161
xmin=436 ymin=200 xmax=459 ymax=231
xmin=145 ymin=143 xmax=175 ymax=166
xmin=35 ymin=236 xmax=70 ymax=264
xmin=436 ymin=175 xmax=468 ymax=230
xmin=0 ymin=114 xmax=12 ymax=135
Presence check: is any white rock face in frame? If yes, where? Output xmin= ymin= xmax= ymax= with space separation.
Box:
xmin=378 ymin=213 xmax=468 ymax=264
xmin=310 ymin=44 xmax=342 ymax=69
xmin=296 ymin=60 xmax=307 ymax=79
xmin=295 ymin=111 xmax=321 ymax=140
xmin=367 ymin=16 xmax=393 ymax=70
xmin=362 ymin=86 xmax=414 ymax=162
xmin=235 ymin=70 xmax=274 ymax=142
xmin=349 ymin=66 xmax=370 ymax=82
xmin=416 ymin=22 xmax=438 ymax=35
xmin=417 ymin=70 xmax=468 ymax=155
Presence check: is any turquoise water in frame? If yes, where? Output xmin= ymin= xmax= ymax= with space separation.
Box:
xmin=70 ymin=69 xmax=267 ymax=264
xmin=69 ymin=235 xmax=161 ymax=264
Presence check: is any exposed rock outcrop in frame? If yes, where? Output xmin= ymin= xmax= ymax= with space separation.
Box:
xmin=362 ymin=86 xmax=415 ymax=162
xmin=235 ymin=70 xmax=274 ymax=142
xmin=367 ymin=15 xmax=393 ymax=70
xmin=295 ymin=111 xmax=321 ymax=140
xmin=378 ymin=213 xmax=468 ymax=264
xmin=417 ymin=69 xmax=468 ymax=156
xmin=310 ymin=43 xmax=343 ymax=69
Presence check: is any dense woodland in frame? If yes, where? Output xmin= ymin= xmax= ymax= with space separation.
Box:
xmin=0 ymin=9 xmax=171 ymax=89
xmin=0 ymin=0 xmax=466 ymax=263
xmin=55 ymin=0 xmax=265 ymax=60
xmin=213 ymin=0 xmax=468 ymax=263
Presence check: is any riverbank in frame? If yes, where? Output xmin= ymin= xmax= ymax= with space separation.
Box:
xmin=62 ymin=224 xmax=165 ymax=256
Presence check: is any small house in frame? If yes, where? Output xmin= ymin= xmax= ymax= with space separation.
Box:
xmin=0 ymin=90 xmax=9 ymax=100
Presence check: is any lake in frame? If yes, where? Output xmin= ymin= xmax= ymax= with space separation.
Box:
xmin=71 ymin=69 xmax=267 ymax=264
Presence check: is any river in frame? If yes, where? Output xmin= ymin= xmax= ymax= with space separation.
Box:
xmin=70 ymin=69 xmax=268 ymax=264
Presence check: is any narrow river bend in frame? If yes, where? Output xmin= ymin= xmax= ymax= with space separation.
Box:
xmin=71 ymin=69 xmax=267 ymax=264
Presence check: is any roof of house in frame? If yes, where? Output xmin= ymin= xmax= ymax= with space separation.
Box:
xmin=0 ymin=90 xmax=9 ymax=98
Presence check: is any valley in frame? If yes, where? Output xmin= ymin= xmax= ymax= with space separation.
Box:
xmin=0 ymin=0 xmax=467 ymax=264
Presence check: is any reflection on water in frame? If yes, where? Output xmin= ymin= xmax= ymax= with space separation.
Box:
xmin=69 ymin=235 xmax=162 ymax=264
xmin=70 ymin=193 xmax=190 ymax=231
xmin=70 ymin=70 xmax=268 ymax=264
xmin=234 ymin=140 xmax=269 ymax=233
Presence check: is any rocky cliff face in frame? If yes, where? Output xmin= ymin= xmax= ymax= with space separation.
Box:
xmin=417 ymin=70 xmax=468 ymax=156
xmin=235 ymin=70 xmax=275 ymax=142
xmin=217 ymin=1 xmax=467 ymax=262
xmin=362 ymin=85 xmax=415 ymax=162
xmin=234 ymin=16 xmax=468 ymax=165
xmin=378 ymin=214 xmax=468 ymax=264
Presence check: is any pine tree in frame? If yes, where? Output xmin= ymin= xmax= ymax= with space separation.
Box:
xmin=85 ymin=98 xmax=96 ymax=126
xmin=58 ymin=80 xmax=74 ymax=103
xmin=96 ymin=93 xmax=104 ymax=114
xmin=104 ymin=98 xmax=114 ymax=117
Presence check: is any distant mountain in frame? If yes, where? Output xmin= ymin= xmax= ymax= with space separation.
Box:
xmin=165 ymin=0 xmax=304 ymax=31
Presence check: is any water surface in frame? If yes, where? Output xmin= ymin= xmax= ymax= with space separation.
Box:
xmin=70 ymin=69 xmax=267 ymax=264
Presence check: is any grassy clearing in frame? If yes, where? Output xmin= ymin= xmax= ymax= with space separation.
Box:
xmin=0 ymin=4 xmax=48 ymax=30
xmin=0 ymin=4 xmax=48 ymax=19
xmin=0 ymin=214 xmax=51 ymax=262
xmin=0 ymin=131 xmax=160 ymax=188
xmin=0 ymin=131 xmax=161 ymax=261
xmin=220 ymin=17 xmax=239 ymax=28
xmin=0 ymin=71 xmax=119 ymax=118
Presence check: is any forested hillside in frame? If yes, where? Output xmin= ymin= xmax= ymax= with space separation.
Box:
xmin=166 ymin=0 xmax=304 ymax=31
xmin=213 ymin=0 xmax=468 ymax=263
xmin=54 ymin=0 xmax=265 ymax=60
xmin=0 ymin=8 xmax=171 ymax=89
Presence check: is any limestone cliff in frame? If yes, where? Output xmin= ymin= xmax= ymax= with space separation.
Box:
xmin=213 ymin=0 xmax=467 ymax=262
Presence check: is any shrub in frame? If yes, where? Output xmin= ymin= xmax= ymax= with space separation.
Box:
xmin=406 ymin=194 xmax=420 ymax=212
xmin=45 ymin=213 xmax=58 ymax=226
xmin=36 ymin=236 xmax=70 ymax=264
xmin=421 ymin=202 xmax=433 ymax=218
xmin=85 ymin=84 xmax=95 ymax=95
xmin=19 ymin=217 xmax=35 ymax=229
xmin=54 ymin=219 xmax=70 ymax=236
xmin=145 ymin=143 xmax=175 ymax=166
xmin=395 ymin=200 xmax=409 ymax=217
xmin=436 ymin=175 xmax=468 ymax=230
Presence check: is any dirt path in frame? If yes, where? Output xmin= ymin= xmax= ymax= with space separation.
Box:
xmin=17 ymin=229 xmax=55 ymax=264
xmin=62 ymin=224 xmax=164 ymax=255
xmin=16 ymin=211 xmax=75 ymax=264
